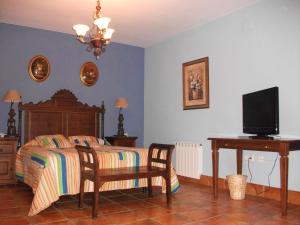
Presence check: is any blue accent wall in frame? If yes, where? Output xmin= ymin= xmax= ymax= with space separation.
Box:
xmin=0 ymin=23 xmax=144 ymax=146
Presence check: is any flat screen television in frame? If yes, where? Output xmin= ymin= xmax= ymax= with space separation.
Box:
xmin=242 ymin=87 xmax=279 ymax=138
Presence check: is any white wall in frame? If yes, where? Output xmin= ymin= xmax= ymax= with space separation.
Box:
xmin=144 ymin=0 xmax=300 ymax=190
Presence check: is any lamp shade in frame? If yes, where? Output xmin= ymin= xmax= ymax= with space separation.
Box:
xmin=114 ymin=98 xmax=128 ymax=109
xmin=73 ymin=24 xmax=90 ymax=36
xmin=104 ymin=28 xmax=115 ymax=40
xmin=2 ymin=90 xmax=21 ymax=103
xmin=94 ymin=17 xmax=111 ymax=30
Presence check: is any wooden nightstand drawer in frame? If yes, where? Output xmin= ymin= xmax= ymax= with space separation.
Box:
xmin=0 ymin=155 xmax=14 ymax=181
xmin=0 ymin=137 xmax=17 ymax=185
xmin=0 ymin=144 xmax=14 ymax=154
xmin=105 ymin=136 xmax=137 ymax=147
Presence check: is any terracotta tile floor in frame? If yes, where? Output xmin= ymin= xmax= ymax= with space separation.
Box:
xmin=0 ymin=181 xmax=300 ymax=225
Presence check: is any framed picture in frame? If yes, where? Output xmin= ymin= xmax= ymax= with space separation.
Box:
xmin=182 ymin=57 xmax=209 ymax=110
xmin=28 ymin=55 xmax=51 ymax=82
xmin=80 ymin=62 xmax=99 ymax=86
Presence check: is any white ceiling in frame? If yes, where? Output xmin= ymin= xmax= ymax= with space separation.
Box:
xmin=0 ymin=0 xmax=259 ymax=47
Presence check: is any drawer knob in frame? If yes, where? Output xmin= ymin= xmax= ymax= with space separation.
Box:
xmin=265 ymin=146 xmax=269 ymax=149
xmin=225 ymin=144 xmax=228 ymax=147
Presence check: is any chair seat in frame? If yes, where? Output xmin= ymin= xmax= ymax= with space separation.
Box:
xmin=85 ymin=166 xmax=167 ymax=182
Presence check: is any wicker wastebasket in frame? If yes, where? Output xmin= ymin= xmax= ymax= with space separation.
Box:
xmin=226 ymin=175 xmax=247 ymax=200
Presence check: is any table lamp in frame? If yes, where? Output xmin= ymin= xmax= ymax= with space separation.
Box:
xmin=2 ymin=89 xmax=22 ymax=137
xmin=114 ymin=97 xmax=128 ymax=136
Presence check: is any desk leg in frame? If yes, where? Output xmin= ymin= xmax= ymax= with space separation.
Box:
xmin=236 ymin=149 xmax=243 ymax=175
xmin=212 ymin=141 xmax=219 ymax=199
xmin=280 ymin=153 xmax=288 ymax=216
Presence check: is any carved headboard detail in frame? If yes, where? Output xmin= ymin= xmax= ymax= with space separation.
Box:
xmin=18 ymin=89 xmax=105 ymax=146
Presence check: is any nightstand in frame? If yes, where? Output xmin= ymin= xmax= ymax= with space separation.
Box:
xmin=0 ymin=137 xmax=18 ymax=185
xmin=105 ymin=136 xmax=137 ymax=147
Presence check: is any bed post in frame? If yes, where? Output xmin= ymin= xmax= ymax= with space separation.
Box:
xmin=101 ymin=101 xmax=105 ymax=139
xmin=18 ymin=102 xmax=22 ymax=149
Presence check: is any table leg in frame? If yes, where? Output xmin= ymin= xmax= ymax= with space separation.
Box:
xmin=280 ymin=154 xmax=288 ymax=216
xmin=212 ymin=140 xmax=219 ymax=199
xmin=236 ymin=149 xmax=243 ymax=175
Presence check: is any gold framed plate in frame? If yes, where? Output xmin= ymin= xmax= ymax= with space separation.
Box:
xmin=28 ymin=55 xmax=51 ymax=82
xmin=80 ymin=62 xmax=99 ymax=86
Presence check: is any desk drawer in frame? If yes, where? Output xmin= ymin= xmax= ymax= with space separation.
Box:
xmin=0 ymin=145 xmax=14 ymax=154
xmin=218 ymin=141 xmax=280 ymax=151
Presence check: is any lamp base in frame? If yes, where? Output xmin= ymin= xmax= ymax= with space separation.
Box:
xmin=117 ymin=112 xmax=125 ymax=136
xmin=6 ymin=126 xmax=17 ymax=137
xmin=6 ymin=103 xmax=17 ymax=137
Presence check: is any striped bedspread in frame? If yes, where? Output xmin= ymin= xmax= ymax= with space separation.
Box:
xmin=16 ymin=145 xmax=180 ymax=216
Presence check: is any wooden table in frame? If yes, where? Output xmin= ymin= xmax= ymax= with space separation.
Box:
xmin=208 ymin=137 xmax=300 ymax=216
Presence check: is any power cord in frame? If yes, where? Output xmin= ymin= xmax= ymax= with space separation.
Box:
xmin=247 ymin=157 xmax=253 ymax=183
xmin=247 ymin=153 xmax=279 ymax=195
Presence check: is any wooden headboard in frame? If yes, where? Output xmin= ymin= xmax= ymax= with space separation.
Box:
xmin=18 ymin=89 xmax=105 ymax=146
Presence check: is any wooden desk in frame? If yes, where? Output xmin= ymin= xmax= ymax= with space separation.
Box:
xmin=208 ymin=137 xmax=300 ymax=216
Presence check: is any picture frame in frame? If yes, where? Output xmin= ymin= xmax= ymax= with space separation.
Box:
xmin=182 ymin=57 xmax=209 ymax=110
xmin=28 ymin=55 xmax=51 ymax=82
xmin=80 ymin=62 xmax=99 ymax=86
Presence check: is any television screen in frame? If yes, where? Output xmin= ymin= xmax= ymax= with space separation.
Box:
xmin=243 ymin=87 xmax=279 ymax=137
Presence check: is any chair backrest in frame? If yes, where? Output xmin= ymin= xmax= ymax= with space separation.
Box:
xmin=76 ymin=143 xmax=174 ymax=175
xmin=147 ymin=143 xmax=175 ymax=170
xmin=76 ymin=145 xmax=99 ymax=176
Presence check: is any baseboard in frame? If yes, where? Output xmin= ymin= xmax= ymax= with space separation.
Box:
xmin=178 ymin=175 xmax=300 ymax=205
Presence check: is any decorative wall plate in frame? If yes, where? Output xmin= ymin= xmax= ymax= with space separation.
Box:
xmin=80 ymin=62 xmax=99 ymax=86
xmin=28 ymin=55 xmax=51 ymax=82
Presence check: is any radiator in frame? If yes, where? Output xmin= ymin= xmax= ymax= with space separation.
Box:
xmin=175 ymin=142 xmax=203 ymax=179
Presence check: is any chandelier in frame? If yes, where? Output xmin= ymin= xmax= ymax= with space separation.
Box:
xmin=73 ymin=0 xmax=114 ymax=59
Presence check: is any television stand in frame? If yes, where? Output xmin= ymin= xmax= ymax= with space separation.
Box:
xmin=208 ymin=136 xmax=300 ymax=216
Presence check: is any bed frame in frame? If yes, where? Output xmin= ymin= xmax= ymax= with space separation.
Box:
xmin=18 ymin=89 xmax=105 ymax=147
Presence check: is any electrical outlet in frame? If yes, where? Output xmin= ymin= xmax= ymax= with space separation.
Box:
xmin=257 ymin=156 xmax=264 ymax=162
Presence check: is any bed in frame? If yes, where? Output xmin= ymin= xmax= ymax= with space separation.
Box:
xmin=17 ymin=89 xmax=105 ymax=144
xmin=16 ymin=90 xmax=180 ymax=216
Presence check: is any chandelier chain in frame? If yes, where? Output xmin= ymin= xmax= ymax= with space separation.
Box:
xmin=95 ymin=0 xmax=102 ymax=19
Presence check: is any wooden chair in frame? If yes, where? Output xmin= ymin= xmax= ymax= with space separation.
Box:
xmin=76 ymin=143 xmax=174 ymax=218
